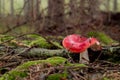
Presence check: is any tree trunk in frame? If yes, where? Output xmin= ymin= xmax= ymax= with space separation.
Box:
xmin=47 ymin=0 xmax=64 ymax=31
xmin=10 ymin=0 xmax=14 ymax=16
xmin=0 ymin=0 xmax=1 ymax=16
xmin=113 ymin=0 xmax=117 ymax=12
xmin=24 ymin=0 xmax=33 ymax=21
xmin=79 ymin=0 xmax=86 ymax=24
xmin=88 ymin=0 xmax=100 ymax=19
xmin=24 ymin=0 xmax=40 ymax=21
xmin=33 ymin=0 xmax=40 ymax=20
xmin=69 ymin=0 xmax=80 ymax=25
xmin=24 ymin=0 xmax=29 ymax=20
xmin=69 ymin=0 xmax=77 ymax=18
xmin=106 ymin=0 xmax=111 ymax=22
xmin=106 ymin=0 xmax=110 ymax=11
xmin=0 ymin=0 xmax=5 ymax=17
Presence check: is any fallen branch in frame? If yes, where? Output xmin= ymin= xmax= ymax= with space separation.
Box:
xmin=0 ymin=45 xmax=120 ymax=60
xmin=0 ymin=48 xmax=69 ymax=61
xmin=17 ymin=48 xmax=68 ymax=57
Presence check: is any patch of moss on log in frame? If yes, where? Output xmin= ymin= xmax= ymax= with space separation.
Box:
xmin=21 ymin=34 xmax=63 ymax=49
xmin=87 ymin=31 xmax=117 ymax=45
xmin=0 ymin=34 xmax=63 ymax=49
xmin=50 ymin=41 xmax=63 ymax=49
xmin=24 ymin=34 xmax=53 ymax=48
xmin=0 ymin=35 xmax=15 ymax=46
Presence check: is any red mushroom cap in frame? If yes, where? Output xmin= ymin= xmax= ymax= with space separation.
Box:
xmin=62 ymin=34 xmax=100 ymax=53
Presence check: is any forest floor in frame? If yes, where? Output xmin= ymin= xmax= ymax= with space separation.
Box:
xmin=0 ymin=52 xmax=120 ymax=80
xmin=0 ymin=20 xmax=120 ymax=80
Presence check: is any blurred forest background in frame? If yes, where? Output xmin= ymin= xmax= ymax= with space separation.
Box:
xmin=0 ymin=0 xmax=120 ymax=41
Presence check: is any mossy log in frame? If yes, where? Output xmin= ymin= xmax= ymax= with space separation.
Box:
xmin=0 ymin=34 xmax=63 ymax=49
xmin=0 ymin=46 xmax=120 ymax=58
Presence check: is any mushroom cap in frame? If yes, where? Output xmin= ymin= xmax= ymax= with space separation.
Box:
xmin=62 ymin=34 xmax=99 ymax=53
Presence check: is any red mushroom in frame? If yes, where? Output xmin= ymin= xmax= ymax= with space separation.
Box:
xmin=62 ymin=34 xmax=100 ymax=64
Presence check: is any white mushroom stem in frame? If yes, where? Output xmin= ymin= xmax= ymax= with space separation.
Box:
xmin=79 ymin=50 xmax=89 ymax=64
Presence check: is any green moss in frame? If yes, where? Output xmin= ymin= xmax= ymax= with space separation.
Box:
xmin=0 ymin=35 xmax=14 ymax=43
xmin=46 ymin=57 xmax=67 ymax=62
xmin=0 ymin=60 xmax=43 ymax=80
xmin=47 ymin=73 xmax=67 ymax=80
xmin=47 ymin=65 xmax=68 ymax=80
xmin=87 ymin=31 xmax=116 ymax=45
xmin=29 ymin=36 xmax=52 ymax=48
xmin=0 ymin=34 xmax=16 ymax=46
xmin=51 ymin=41 xmax=63 ymax=49
xmin=0 ymin=34 xmax=63 ymax=48
xmin=46 ymin=57 xmax=67 ymax=66
xmin=22 ymin=34 xmax=53 ymax=48
xmin=16 ymin=60 xmax=44 ymax=69
xmin=0 ymin=57 xmax=87 ymax=80
xmin=0 ymin=71 xmax=28 ymax=80
xmin=45 ymin=36 xmax=63 ymax=49
xmin=0 ymin=57 xmax=67 ymax=80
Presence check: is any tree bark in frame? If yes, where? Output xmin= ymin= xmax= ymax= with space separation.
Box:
xmin=106 ymin=0 xmax=110 ymax=11
xmin=113 ymin=0 xmax=117 ymax=12
xmin=0 ymin=0 xmax=1 ymax=16
xmin=47 ymin=0 xmax=64 ymax=30
xmin=18 ymin=48 xmax=68 ymax=57
xmin=33 ymin=0 xmax=40 ymax=20
xmin=69 ymin=0 xmax=80 ymax=25
xmin=24 ymin=0 xmax=40 ymax=21
xmin=87 ymin=0 xmax=101 ymax=20
xmin=24 ymin=0 xmax=33 ymax=21
xmin=69 ymin=0 xmax=78 ymax=18
xmin=0 ymin=0 xmax=5 ymax=17
xmin=0 ymin=47 xmax=68 ymax=60
xmin=10 ymin=0 xmax=14 ymax=16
